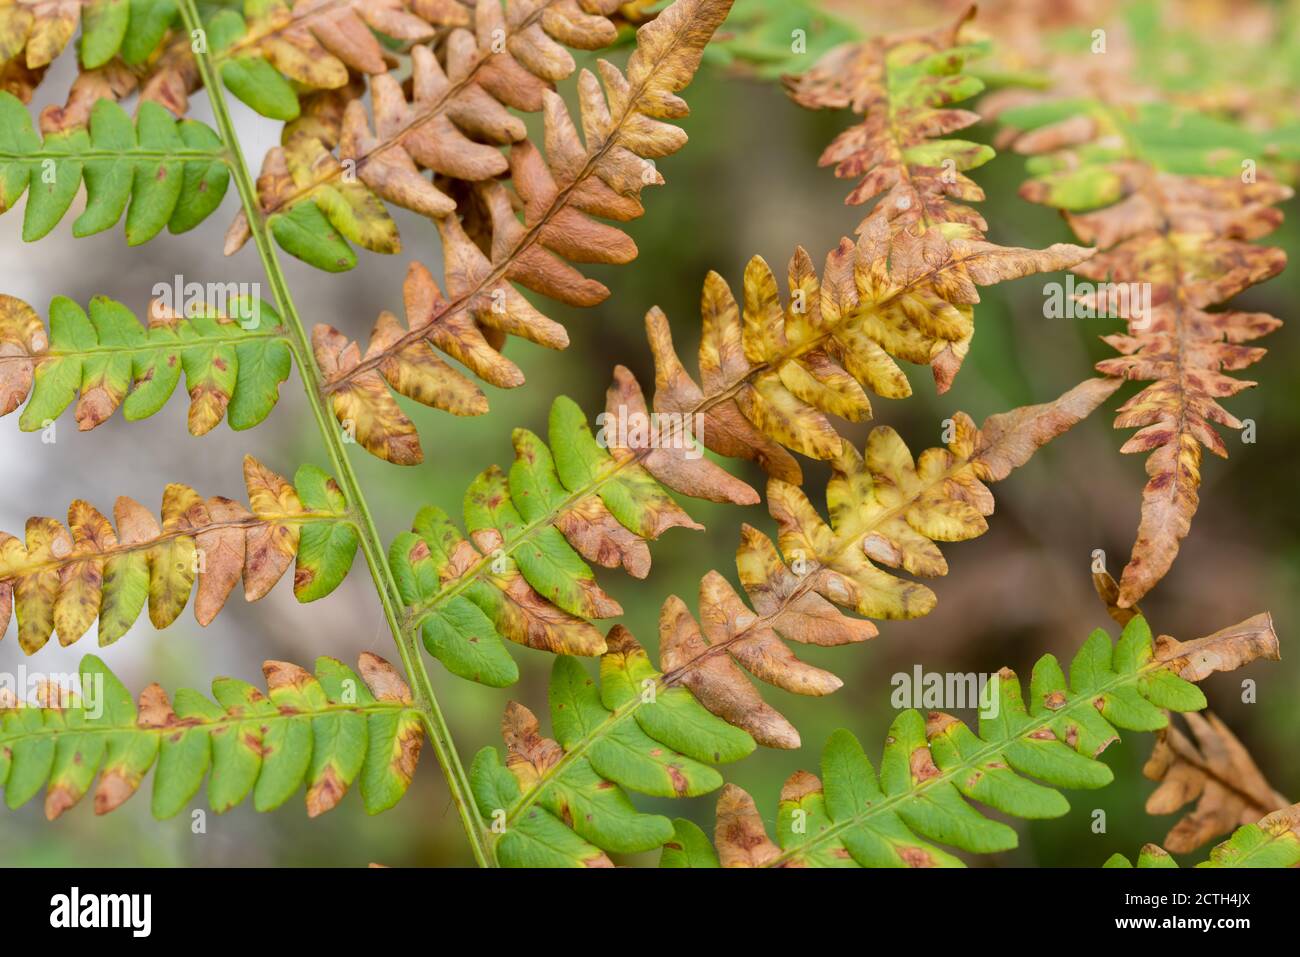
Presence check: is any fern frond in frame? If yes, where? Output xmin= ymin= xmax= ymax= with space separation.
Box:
xmin=0 ymin=456 xmax=358 ymax=653
xmin=0 ymin=651 xmax=421 ymax=820
xmin=1083 ymin=568 xmax=1285 ymax=855
xmin=785 ymin=7 xmax=990 ymax=237
xmin=0 ymin=0 xmax=144 ymax=74
xmin=0 ymin=94 xmax=228 ymax=243
xmin=326 ymin=225 xmax=1093 ymax=466
xmin=0 ymin=0 xmax=445 ymax=116
xmin=1003 ymin=97 xmax=1291 ymax=606
xmin=389 ymin=393 xmax=757 ymax=685
xmin=393 ymin=372 xmax=1113 ymax=696
xmin=1105 ymin=804 xmax=1300 ymax=869
xmin=0 ymin=293 xmax=290 ymax=434
xmin=453 ymin=382 xmax=1143 ymax=858
xmin=227 ymin=0 xmax=728 ymax=272
xmin=657 ymin=613 xmax=1279 ymax=867
xmin=660 ymin=378 xmax=1121 ymax=746
xmin=778 ymin=7 xmax=1116 ymax=395
xmin=301 ymin=1 xmax=733 ymax=457
xmin=646 ymin=237 xmax=1101 ymax=484
xmin=229 ymin=1 xmax=620 ymax=233
xmin=1143 ymin=710 xmax=1288 ymax=853
xmin=469 ymin=646 xmax=755 ymax=865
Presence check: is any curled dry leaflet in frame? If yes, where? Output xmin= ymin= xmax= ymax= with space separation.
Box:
xmin=0 ymin=0 xmax=1292 ymax=871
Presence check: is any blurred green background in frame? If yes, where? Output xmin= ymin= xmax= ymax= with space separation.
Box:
xmin=0 ymin=0 xmax=1296 ymax=867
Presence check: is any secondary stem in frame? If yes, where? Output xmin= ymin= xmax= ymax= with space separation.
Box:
xmin=174 ymin=0 xmax=493 ymax=867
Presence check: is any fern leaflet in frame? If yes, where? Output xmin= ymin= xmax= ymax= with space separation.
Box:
xmin=1001 ymin=96 xmax=1291 ymax=606
xmin=0 ymin=651 xmax=421 ymax=820
xmin=658 ymin=613 xmax=1279 ymax=867
xmin=1106 ymin=805 xmax=1300 ymax=868
xmin=0 ymin=456 xmax=358 ymax=652
xmin=0 ymin=293 xmax=289 ymax=434
xmin=307 ymin=0 xmax=734 ymax=460
xmin=0 ymin=95 xmax=228 ymax=243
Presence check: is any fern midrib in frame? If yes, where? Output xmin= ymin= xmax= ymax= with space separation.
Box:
xmin=1160 ymin=724 xmax=1286 ymax=818
xmin=327 ymin=1 xmax=693 ymax=389
xmin=254 ymin=0 xmax=563 ymax=220
xmin=0 ymin=149 xmax=226 ymax=162
xmin=881 ymin=40 xmax=946 ymax=237
xmin=0 ymin=512 xmax=350 ymax=582
xmin=763 ymin=659 xmax=1175 ymax=867
xmin=0 ymin=327 xmax=287 ymax=365
xmin=1082 ymin=103 xmax=1203 ymax=509
xmin=503 ymin=446 xmax=994 ymax=828
xmin=0 ymin=702 xmax=419 ymax=747
xmin=401 ymin=244 xmax=995 ymax=632
xmin=174 ymin=0 xmax=494 ymax=867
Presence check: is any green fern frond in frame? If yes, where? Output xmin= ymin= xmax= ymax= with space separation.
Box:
xmin=469 ymin=628 xmax=755 ymax=866
xmin=1105 ymin=804 xmax=1300 ymax=868
xmin=654 ymin=614 xmax=1278 ymax=867
xmin=0 ymin=293 xmax=289 ymax=434
xmin=0 ymin=95 xmax=229 ymax=242
xmin=0 ymin=651 xmax=421 ymax=820
xmin=0 ymin=456 xmax=358 ymax=653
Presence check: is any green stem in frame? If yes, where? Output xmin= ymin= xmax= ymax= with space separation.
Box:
xmin=174 ymin=0 xmax=493 ymax=867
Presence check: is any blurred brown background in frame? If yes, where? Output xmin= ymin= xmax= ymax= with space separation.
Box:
xmin=1 ymin=0 xmax=1296 ymax=866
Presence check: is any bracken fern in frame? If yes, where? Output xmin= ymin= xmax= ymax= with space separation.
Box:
xmin=0 ymin=0 xmax=1290 ymax=872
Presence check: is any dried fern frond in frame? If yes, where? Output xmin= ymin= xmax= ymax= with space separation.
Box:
xmin=0 ymin=456 xmax=358 ymax=653
xmin=229 ymin=0 xmax=729 ymax=271
xmin=1004 ymin=97 xmax=1291 ymax=606
xmin=0 ymin=94 xmax=228 ymax=242
xmin=0 ymin=294 xmax=291 ymax=435
xmin=0 ymin=0 xmax=445 ymax=116
xmin=0 ymin=651 xmax=420 ymax=820
xmin=1105 ymin=804 xmax=1300 ymax=869
xmin=328 ymin=222 xmax=1092 ymax=465
xmin=786 ymin=5 xmax=991 ymax=239
xmin=646 ymin=234 xmax=1097 ymax=482
xmin=389 ymin=393 xmax=757 ymax=685
xmin=1143 ymin=711 xmax=1289 ymax=854
xmin=301 ymin=0 xmax=734 ymax=452
xmin=231 ymin=0 xmax=626 ymax=222
xmin=657 ymin=613 xmax=1279 ymax=868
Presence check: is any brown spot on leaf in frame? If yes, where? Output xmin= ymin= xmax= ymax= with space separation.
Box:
xmin=307 ymin=765 xmax=347 ymax=818
xmin=899 ymin=845 xmax=936 ymax=868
